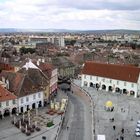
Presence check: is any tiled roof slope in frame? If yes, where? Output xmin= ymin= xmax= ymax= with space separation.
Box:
xmin=0 ymin=69 xmax=49 ymax=98
xmin=0 ymin=71 xmax=24 ymax=93
xmin=0 ymin=85 xmax=17 ymax=102
xmin=33 ymin=61 xmax=54 ymax=78
xmin=82 ymin=61 xmax=140 ymax=83
xmin=18 ymin=68 xmax=49 ymax=87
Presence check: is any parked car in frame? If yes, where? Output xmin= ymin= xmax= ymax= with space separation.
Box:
xmin=137 ymin=120 xmax=140 ymax=124
xmin=135 ymin=132 xmax=140 ymax=137
xmin=135 ymin=128 xmax=140 ymax=132
xmin=137 ymin=124 xmax=140 ymax=128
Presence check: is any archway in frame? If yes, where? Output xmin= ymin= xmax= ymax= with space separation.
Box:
xmin=38 ymin=101 xmax=42 ymax=107
xmin=130 ymin=90 xmax=135 ymax=95
xmin=20 ymin=107 xmax=24 ymax=113
xmin=102 ymin=85 xmax=106 ymax=90
xmin=123 ymin=89 xmax=127 ymax=94
xmin=12 ymin=107 xmax=17 ymax=114
xmin=108 ymin=86 xmax=113 ymax=91
xmin=4 ymin=109 xmax=10 ymax=117
xmin=90 ymin=82 xmax=94 ymax=87
xmin=96 ymin=83 xmax=100 ymax=88
xmin=0 ymin=111 xmax=1 ymax=116
xmin=115 ymin=87 xmax=120 ymax=93
xmin=27 ymin=105 xmax=30 ymax=111
xmin=32 ymin=103 xmax=36 ymax=109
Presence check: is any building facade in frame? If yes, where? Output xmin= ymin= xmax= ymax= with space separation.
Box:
xmin=81 ymin=61 xmax=140 ymax=98
xmin=18 ymin=91 xmax=44 ymax=113
xmin=0 ymin=85 xmax=17 ymax=118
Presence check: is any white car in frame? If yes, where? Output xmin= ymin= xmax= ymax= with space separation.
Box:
xmin=137 ymin=120 xmax=140 ymax=124
xmin=135 ymin=128 xmax=140 ymax=132
xmin=135 ymin=132 xmax=140 ymax=137
xmin=137 ymin=124 xmax=140 ymax=128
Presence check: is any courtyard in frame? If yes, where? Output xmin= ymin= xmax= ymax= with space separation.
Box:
xmin=0 ymin=90 xmax=68 ymax=140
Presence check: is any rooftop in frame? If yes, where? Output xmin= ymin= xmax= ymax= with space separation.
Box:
xmin=82 ymin=61 xmax=140 ymax=83
xmin=0 ymin=85 xmax=17 ymax=102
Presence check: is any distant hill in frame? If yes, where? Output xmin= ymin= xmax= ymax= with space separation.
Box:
xmin=0 ymin=28 xmax=140 ymax=34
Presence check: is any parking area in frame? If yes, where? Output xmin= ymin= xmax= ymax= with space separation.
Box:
xmin=74 ymin=79 xmax=140 ymax=140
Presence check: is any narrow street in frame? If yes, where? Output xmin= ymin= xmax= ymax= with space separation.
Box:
xmin=58 ymin=84 xmax=92 ymax=140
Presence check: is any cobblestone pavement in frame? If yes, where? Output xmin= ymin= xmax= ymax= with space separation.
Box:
xmin=74 ymin=79 xmax=140 ymax=140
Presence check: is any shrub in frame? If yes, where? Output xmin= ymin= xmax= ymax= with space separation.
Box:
xmin=21 ymin=128 xmax=25 ymax=133
xmin=26 ymin=131 xmax=31 ymax=136
xmin=36 ymin=127 xmax=41 ymax=131
xmin=47 ymin=121 xmax=54 ymax=127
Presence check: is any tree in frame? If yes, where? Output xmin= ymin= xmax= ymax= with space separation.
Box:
xmin=20 ymin=47 xmax=35 ymax=54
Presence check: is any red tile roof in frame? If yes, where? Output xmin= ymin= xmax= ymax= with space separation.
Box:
xmin=0 ymin=85 xmax=17 ymax=102
xmin=82 ymin=61 xmax=140 ymax=83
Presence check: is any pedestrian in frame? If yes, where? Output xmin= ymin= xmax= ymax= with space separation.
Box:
xmin=67 ymin=126 xmax=69 ymax=130
xmin=130 ymin=117 xmax=133 ymax=121
xmin=121 ymin=128 xmax=124 ymax=134
xmin=112 ymin=118 xmax=114 ymax=122
xmin=120 ymin=136 xmax=124 ymax=140
xmin=113 ymin=125 xmax=116 ymax=130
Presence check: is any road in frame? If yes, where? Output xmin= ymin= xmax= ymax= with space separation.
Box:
xmin=58 ymin=83 xmax=92 ymax=140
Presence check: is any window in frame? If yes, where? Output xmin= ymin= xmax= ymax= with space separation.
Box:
xmin=33 ymin=94 xmax=36 ymax=100
xmin=84 ymin=81 xmax=88 ymax=86
xmin=110 ymin=79 xmax=112 ymax=83
xmin=131 ymin=83 xmax=134 ymax=88
xmin=117 ymin=81 xmax=119 ymax=85
xmin=102 ymin=78 xmax=105 ymax=82
xmin=38 ymin=93 xmax=41 ymax=98
xmin=21 ymin=98 xmax=24 ymax=104
xmin=6 ymin=101 xmax=9 ymax=106
xmin=26 ymin=97 xmax=29 ymax=102
xmin=96 ymin=77 xmax=98 ymax=81
xmin=84 ymin=75 xmax=86 ymax=79
xmin=0 ymin=102 xmax=1 ymax=107
xmin=90 ymin=76 xmax=92 ymax=80
xmin=12 ymin=99 xmax=16 ymax=104
xmin=124 ymin=82 xmax=127 ymax=86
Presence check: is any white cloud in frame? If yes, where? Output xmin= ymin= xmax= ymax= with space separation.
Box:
xmin=0 ymin=0 xmax=140 ymax=29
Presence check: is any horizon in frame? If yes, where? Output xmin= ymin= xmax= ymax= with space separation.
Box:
xmin=0 ymin=0 xmax=140 ymax=30
xmin=0 ymin=28 xmax=140 ymax=31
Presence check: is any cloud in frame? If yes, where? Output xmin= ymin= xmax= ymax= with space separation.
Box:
xmin=0 ymin=0 xmax=140 ymax=29
xmin=45 ymin=0 xmax=140 ymax=11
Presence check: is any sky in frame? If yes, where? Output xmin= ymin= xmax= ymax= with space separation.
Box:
xmin=0 ymin=0 xmax=140 ymax=30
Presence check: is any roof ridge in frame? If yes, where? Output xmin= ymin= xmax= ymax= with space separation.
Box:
xmin=86 ymin=61 xmax=140 ymax=69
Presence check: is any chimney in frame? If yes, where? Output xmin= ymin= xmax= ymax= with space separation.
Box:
xmin=2 ymin=76 xmax=5 ymax=83
xmin=42 ymin=58 xmax=45 ymax=63
xmin=6 ymin=79 xmax=9 ymax=89
xmin=25 ymin=62 xmax=29 ymax=70
xmin=37 ymin=59 xmax=41 ymax=66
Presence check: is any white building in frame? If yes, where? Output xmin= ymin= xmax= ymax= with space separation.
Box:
xmin=0 ymin=67 xmax=48 ymax=115
xmin=0 ymin=85 xmax=17 ymax=118
xmin=18 ymin=91 xmax=44 ymax=113
xmin=81 ymin=61 xmax=140 ymax=98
